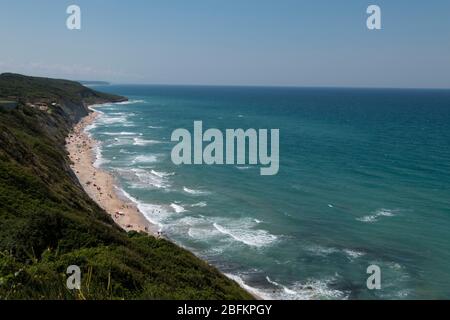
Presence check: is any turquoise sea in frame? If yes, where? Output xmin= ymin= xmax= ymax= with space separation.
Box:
xmin=87 ymin=85 xmax=450 ymax=299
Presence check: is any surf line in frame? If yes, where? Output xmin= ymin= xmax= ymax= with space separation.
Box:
xmin=171 ymin=121 xmax=279 ymax=175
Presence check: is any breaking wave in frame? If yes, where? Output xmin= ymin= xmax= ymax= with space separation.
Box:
xmin=183 ymin=187 xmax=211 ymax=196
xmin=357 ymin=208 xmax=397 ymax=223
xmin=226 ymin=274 xmax=348 ymax=300
xmin=213 ymin=222 xmax=277 ymax=247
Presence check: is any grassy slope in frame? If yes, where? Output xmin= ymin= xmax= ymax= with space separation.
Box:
xmin=0 ymin=74 xmax=252 ymax=300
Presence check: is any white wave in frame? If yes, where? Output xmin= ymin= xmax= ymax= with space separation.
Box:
xmin=389 ymin=262 xmax=403 ymax=270
xmin=119 ymin=149 xmax=137 ymax=154
xmin=188 ymin=227 xmax=215 ymax=241
xmin=285 ymin=279 xmax=348 ymax=300
xmin=266 ymin=277 xmax=297 ymax=295
xmin=254 ymin=219 xmax=262 ymax=224
xmin=151 ymin=170 xmax=175 ymax=178
xmin=395 ymin=289 xmax=411 ymax=298
xmin=227 ymin=274 xmax=348 ymax=300
xmin=178 ymin=215 xmax=277 ymax=248
xmin=100 ymin=131 xmax=137 ymax=136
xmin=133 ymin=137 xmax=162 ymax=146
xmin=132 ymin=155 xmax=158 ymax=164
xmin=235 ymin=166 xmax=252 ymax=170
xmin=84 ymin=122 xmax=98 ymax=133
xmin=115 ymin=99 xmax=145 ymax=105
xmin=213 ymin=222 xmax=277 ymax=247
xmin=183 ymin=187 xmax=211 ymax=196
xmin=170 ymin=203 xmax=186 ymax=213
xmin=174 ymin=216 xmax=219 ymax=241
xmin=148 ymin=125 xmax=164 ymax=129
xmin=357 ymin=208 xmax=397 ymax=223
xmin=134 ymin=171 xmax=166 ymax=189
xmin=105 ymin=138 xmax=135 ymax=147
xmin=118 ymin=188 xmax=170 ymax=231
xmin=139 ymin=203 xmax=173 ymax=231
xmin=116 ymin=187 xmax=138 ymax=203
xmin=305 ymin=245 xmax=340 ymax=257
xmin=178 ymin=216 xmax=207 ymax=227
xmin=357 ymin=215 xmax=378 ymax=223
xmin=117 ymin=167 xmax=170 ymax=190
xmin=343 ymin=249 xmax=366 ymax=260
xmin=226 ymin=274 xmax=271 ymax=300
xmin=306 ymin=245 xmax=365 ymax=260
xmin=93 ymin=144 xmax=110 ymax=168
xmin=191 ymin=202 xmax=207 ymax=208
xmin=89 ymin=102 xmax=113 ymax=109
xmin=97 ymin=115 xmax=128 ymax=125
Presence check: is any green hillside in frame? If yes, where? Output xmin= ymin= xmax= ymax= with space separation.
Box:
xmin=0 ymin=73 xmax=252 ymax=300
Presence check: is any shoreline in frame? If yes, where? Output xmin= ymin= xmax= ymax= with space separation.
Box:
xmin=66 ymin=106 xmax=261 ymax=300
xmin=66 ymin=111 xmax=159 ymax=236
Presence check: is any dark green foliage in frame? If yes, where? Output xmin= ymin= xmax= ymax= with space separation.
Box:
xmin=0 ymin=74 xmax=252 ymax=300
xmin=0 ymin=73 xmax=126 ymax=123
xmin=0 ymin=73 xmax=124 ymax=106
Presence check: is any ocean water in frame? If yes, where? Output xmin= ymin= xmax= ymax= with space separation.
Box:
xmin=87 ymin=85 xmax=450 ymax=300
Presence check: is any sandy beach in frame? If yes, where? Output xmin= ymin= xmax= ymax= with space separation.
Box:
xmin=66 ymin=111 xmax=158 ymax=236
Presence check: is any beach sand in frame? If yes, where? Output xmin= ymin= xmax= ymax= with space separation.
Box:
xmin=66 ymin=112 xmax=158 ymax=236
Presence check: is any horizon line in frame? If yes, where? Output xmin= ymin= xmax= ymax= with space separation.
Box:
xmin=100 ymin=82 xmax=450 ymax=91
xmin=2 ymin=72 xmax=450 ymax=91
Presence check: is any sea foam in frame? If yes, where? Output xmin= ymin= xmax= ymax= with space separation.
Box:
xmin=115 ymin=99 xmax=146 ymax=105
xmin=191 ymin=202 xmax=207 ymax=208
xmin=213 ymin=222 xmax=277 ymax=248
xmin=118 ymin=188 xmax=171 ymax=230
xmin=131 ymin=154 xmax=158 ymax=164
xmin=357 ymin=208 xmax=397 ymax=223
xmin=133 ymin=137 xmax=162 ymax=146
xmin=100 ymin=131 xmax=137 ymax=136
xmin=115 ymin=167 xmax=171 ymax=190
xmin=183 ymin=187 xmax=211 ymax=196
xmin=170 ymin=203 xmax=187 ymax=213
xmin=226 ymin=274 xmax=348 ymax=300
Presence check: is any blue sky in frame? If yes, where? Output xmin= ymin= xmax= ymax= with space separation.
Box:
xmin=0 ymin=0 xmax=449 ymax=88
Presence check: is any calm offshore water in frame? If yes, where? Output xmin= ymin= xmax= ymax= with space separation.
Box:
xmin=87 ymin=85 xmax=450 ymax=299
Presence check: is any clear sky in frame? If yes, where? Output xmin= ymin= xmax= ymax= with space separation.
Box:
xmin=1 ymin=0 xmax=449 ymax=88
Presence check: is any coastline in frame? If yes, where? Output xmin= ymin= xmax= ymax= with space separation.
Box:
xmin=1 ymin=73 xmax=256 ymax=300
xmin=66 ymin=110 xmax=159 ymax=236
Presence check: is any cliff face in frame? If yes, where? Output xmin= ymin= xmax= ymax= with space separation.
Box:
xmin=0 ymin=73 xmax=126 ymax=124
xmin=0 ymin=74 xmax=252 ymax=300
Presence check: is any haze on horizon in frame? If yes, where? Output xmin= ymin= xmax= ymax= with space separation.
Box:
xmin=1 ymin=0 xmax=450 ymax=89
